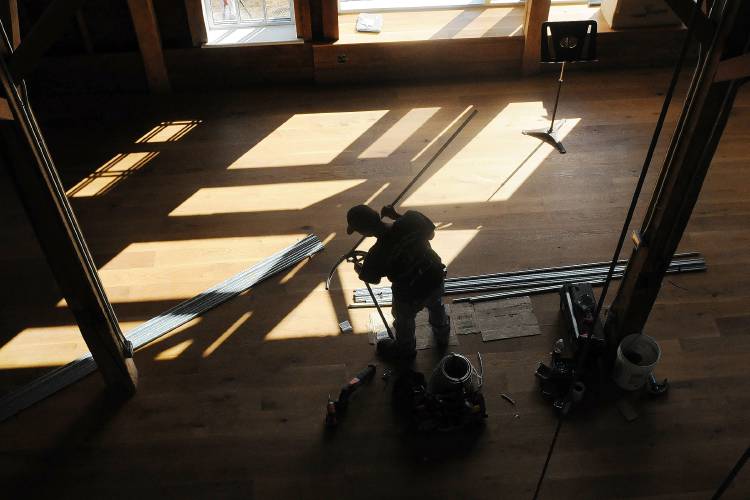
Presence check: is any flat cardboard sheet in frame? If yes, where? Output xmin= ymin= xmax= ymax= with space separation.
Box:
xmin=448 ymin=302 xmax=481 ymax=335
xmin=368 ymin=309 xmax=459 ymax=349
xmin=473 ymin=297 xmax=541 ymax=342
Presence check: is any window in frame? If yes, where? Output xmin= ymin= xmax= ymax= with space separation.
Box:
xmin=201 ymin=0 xmax=300 ymax=46
xmin=203 ymin=0 xmax=294 ymax=28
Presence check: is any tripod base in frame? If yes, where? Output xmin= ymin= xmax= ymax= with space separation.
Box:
xmin=523 ymin=120 xmax=566 ymax=154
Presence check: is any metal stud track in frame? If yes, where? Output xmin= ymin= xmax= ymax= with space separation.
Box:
xmin=0 ymin=235 xmax=324 ymax=422
xmin=349 ymin=253 xmax=706 ymax=307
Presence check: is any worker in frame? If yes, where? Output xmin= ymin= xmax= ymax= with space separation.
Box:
xmin=346 ymin=204 xmax=450 ymax=361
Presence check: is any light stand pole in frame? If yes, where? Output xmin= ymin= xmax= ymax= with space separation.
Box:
xmin=523 ymin=61 xmax=567 ymax=154
xmin=522 ymin=20 xmax=597 ymax=155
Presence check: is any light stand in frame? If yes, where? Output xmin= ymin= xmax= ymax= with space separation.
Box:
xmin=523 ymin=20 xmax=597 ymax=155
xmin=523 ymin=61 xmax=568 ymax=154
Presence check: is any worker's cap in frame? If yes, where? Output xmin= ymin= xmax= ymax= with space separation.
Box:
xmin=346 ymin=205 xmax=380 ymax=235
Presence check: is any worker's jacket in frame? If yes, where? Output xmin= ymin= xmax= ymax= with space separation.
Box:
xmin=358 ymin=210 xmax=444 ymax=301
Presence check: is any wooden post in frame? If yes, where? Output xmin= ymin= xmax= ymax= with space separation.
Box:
xmin=184 ymin=0 xmax=208 ymax=47
xmin=310 ymin=0 xmax=338 ymax=42
xmin=75 ymin=9 xmax=94 ymax=54
xmin=0 ymin=0 xmax=20 ymax=49
xmin=0 ymin=41 xmax=138 ymax=395
xmin=294 ymin=0 xmax=313 ymax=41
xmin=522 ymin=0 xmax=551 ymax=75
xmin=604 ymin=0 xmax=749 ymax=349
xmin=127 ymin=0 xmax=170 ymax=93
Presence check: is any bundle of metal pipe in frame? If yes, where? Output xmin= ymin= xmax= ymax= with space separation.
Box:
xmin=0 ymin=234 xmax=325 ymax=422
xmin=349 ymin=252 xmax=705 ymax=308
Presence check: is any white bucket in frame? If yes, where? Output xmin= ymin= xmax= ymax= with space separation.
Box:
xmin=613 ymin=334 xmax=661 ymax=391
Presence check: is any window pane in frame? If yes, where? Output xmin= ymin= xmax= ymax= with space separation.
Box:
xmin=267 ymin=0 xmax=292 ymax=20
xmin=239 ymin=0 xmax=265 ymax=22
xmin=210 ymin=0 xmax=239 ymax=23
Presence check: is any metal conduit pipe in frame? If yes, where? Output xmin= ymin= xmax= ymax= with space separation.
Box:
xmin=354 ymin=258 xmax=705 ymax=301
xmin=351 ymin=262 xmax=707 ymax=307
xmin=353 ymin=254 xmax=704 ymax=298
xmin=354 ymin=259 xmax=705 ymax=296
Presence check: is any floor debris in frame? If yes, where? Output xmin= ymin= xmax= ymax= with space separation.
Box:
xmin=500 ymin=393 xmax=516 ymax=406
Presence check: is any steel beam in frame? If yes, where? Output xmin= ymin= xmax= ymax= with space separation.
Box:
xmin=664 ymin=0 xmax=716 ymax=45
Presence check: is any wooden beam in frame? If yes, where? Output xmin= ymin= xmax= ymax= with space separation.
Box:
xmin=664 ymin=0 xmax=716 ymax=44
xmin=0 ymin=0 xmax=20 ymax=49
xmin=75 ymin=9 xmax=94 ymax=54
xmin=127 ymin=0 xmax=170 ymax=93
xmin=522 ymin=0 xmax=550 ymax=76
xmin=604 ymin=0 xmax=749 ymax=349
xmin=184 ymin=0 xmax=207 ymax=47
xmin=0 ymin=48 xmax=138 ymax=395
xmin=715 ymin=52 xmax=750 ymax=82
xmin=0 ymin=96 xmax=12 ymax=120
xmin=310 ymin=0 xmax=338 ymax=42
xmin=294 ymin=0 xmax=313 ymax=41
xmin=8 ymin=0 xmax=87 ymax=80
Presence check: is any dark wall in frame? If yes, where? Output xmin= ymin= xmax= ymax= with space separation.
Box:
xmin=152 ymin=0 xmax=193 ymax=49
xmin=17 ymin=0 xmax=192 ymax=56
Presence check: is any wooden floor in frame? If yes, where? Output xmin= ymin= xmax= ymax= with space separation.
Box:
xmin=0 ymin=67 xmax=749 ymax=499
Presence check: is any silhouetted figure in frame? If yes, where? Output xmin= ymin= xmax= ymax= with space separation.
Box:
xmin=346 ymin=204 xmax=449 ymax=361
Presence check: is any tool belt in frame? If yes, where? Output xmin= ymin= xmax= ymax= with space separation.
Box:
xmin=390 ymin=261 xmax=445 ymax=302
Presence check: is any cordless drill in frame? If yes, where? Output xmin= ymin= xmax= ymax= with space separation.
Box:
xmin=326 ymin=364 xmax=376 ymax=428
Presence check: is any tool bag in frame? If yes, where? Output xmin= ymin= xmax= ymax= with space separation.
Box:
xmin=393 ymin=353 xmax=486 ymax=432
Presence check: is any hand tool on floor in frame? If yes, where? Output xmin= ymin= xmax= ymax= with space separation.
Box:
xmin=536 ymin=283 xmax=605 ymax=413
xmin=326 ymin=363 xmax=376 ymax=428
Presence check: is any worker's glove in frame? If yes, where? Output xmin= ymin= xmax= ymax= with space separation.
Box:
xmin=380 ymin=204 xmax=400 ymax=220
xmin=346 ymin=250 xmax=367 ymax=276
xmin=353 ymin=261 xmax=364 ymax=275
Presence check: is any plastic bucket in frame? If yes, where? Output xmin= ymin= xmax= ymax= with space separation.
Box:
xmin=613 ymin=334 xmax=661 ymax=391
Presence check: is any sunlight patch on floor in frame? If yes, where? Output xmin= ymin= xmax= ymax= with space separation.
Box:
xmin=359 ymin=108 xmax=440 ymax=159
xmin=155 ymin=339 xmax=194 ymax=360
xmin=169 ymin=180 xmax=367 ymax=216
xmin=228 ymin=111 xmax=389 ymax=169
xmin=98 ymin=235 xmax=309 ymax=300
xmin=264 ymin=289 xmax=340 ymax=340
xmin=429 ymin=229 xmax=480 ymax=265
xmin=203 ymin=312 xmax=252 ymax=357
xmin=402 ymin=102 xmax=580 ymax=206
xmin=66 ymin=152 xmax=159 ymax=198
xmin=101 ymin=234 xmax=308 ymax=271
xmin=135 ymin=120 xmax=201 ymax=143
xmin=491 ymin=118 xmax=580 ymax=201
xmin=0 ymin=322 xmax=140 ymax=369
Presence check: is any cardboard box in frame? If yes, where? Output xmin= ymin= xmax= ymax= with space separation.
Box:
xmin=600 ymin=0 xmax=682 ymax=29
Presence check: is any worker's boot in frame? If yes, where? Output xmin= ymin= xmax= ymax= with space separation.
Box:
xmin=376 ymin=338 xmax=416 ymax=363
